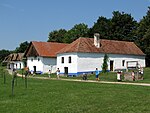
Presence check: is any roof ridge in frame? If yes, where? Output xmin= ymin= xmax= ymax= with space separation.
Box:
xmin=101 ymin=39 xmax=134 ymax=43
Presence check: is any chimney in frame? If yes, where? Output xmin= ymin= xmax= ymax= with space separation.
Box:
xmin=94 ymin=33 xmax=100 ymax=48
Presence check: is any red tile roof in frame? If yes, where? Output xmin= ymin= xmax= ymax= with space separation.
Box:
xmin=25 ymin=41 xmax=68 ymax=57
xmin=57 ymin=37 xmax=145 ymax=56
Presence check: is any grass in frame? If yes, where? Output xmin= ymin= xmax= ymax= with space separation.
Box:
xmin=0 ymin=67 xmax=150 ymax=113
xmin=19 ymin=67 xmax=150 ymax=83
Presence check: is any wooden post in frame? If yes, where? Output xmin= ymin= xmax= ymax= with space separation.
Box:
xmin=15 ymin=74 xmax=17 ymax=86
xmin=25 ymin=75 xmax=27 ymax=88
xmin=22 ymin=69 xmax=23 ymax=79
xmin=0 ymin=69 xmax=2 ymax=78
xmin=11 ymin=70 xmax=17 ymax=96
xmin=24 ymin=67 xmax=29 ymax=88
xmin=11 ymin=77 xmax=15 ymax=96
xmin=4 ymin=71 xmax=6 ymax=84
xmin=25 ymin=70 xmax=28 ymax=88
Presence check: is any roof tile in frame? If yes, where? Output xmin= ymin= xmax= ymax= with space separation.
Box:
xmin=58 ymin=37 xmax=145 ymax=56
xmin=26 ymin=41 xmax=68 ymax=57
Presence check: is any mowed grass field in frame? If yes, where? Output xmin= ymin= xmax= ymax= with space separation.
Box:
xmin=0 ymin=68 xmax=150 ymax=113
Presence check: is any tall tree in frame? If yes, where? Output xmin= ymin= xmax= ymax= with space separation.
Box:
xmin=47 ymin=29 xmax=67 ymax=43
xmin=111 ymin=11 xmax=138 ymax=41
xmin=15 ymin=41 xmax=29 ymax=53
xmin=0 ymin=49 xmax=11 ymax=63
xmin=64 ymin=23 xmax=89 ymax=43
xmin=137 ymin=7 xmax=150 ymax=66
xmin=102 ymin=54 xmax=109 ymax=73
xmin=88 ymin=16 xmax=111 ymax=39
xmin=89 ymin=11 xmax=137 ymax=41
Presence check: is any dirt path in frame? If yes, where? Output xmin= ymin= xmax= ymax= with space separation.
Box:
xmin=7 ymin=69 xmax=150 ymax=87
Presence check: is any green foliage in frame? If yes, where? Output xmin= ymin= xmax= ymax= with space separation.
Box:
xmin=111 ymin=11 xmax=138 ymax=41
xmin=0 ymin=49 xmax=11 ymax=63
xmin=102 ymin=54 xmax=109 ymax=73
xmin=47 ymin=23 xmax=89 ymax=43
xmin=64 ymin=23 xmax=89 ymax=43
xmin=89 ymin=11 xmax=137 ymax=41
xmin=88 ymin=16 xmax=111 ymax=39
xmin=15 ymin=41 xmax=29 ymax=53
xmin=48 ymin=29 xmax=67 ymax=43
xmin=136 ymin=7 xmax=150 ymax=66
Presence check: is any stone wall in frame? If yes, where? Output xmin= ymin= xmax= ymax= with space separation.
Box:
xmin=124 ymin=72 xmax=143 ymax=81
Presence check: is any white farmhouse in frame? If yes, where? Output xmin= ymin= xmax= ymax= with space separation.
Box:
xmin=57 ymin=34 xmax=145 ymax=76
xmin=24 ymin=41 xmax=68 ymax=74
xmin=3 ymin=53 xmax=24 ymax=70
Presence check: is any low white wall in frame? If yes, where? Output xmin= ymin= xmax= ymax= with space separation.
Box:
xmin=108 ymin=54 xmax=145 ymax=70
xmin=57 ymin=52 xmax=145 ymax=76
xmin=43 ymin=57 xmax=56 ymax=73
xmin=27 ymin=57 xmax=57 ymax=73
xmin=27 ymin=57 xmax=44 ymax=72
xmin=77 ymin=53 xmax=104 ymax=73
xmin=57 ymin=53 xmax=78 ymax=75
xmin=13 ymin=61 xmax=24 ymax=69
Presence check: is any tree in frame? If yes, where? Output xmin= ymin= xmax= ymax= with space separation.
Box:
xmin=0 ymin=49 xmax=11 ymax=63
xmin=64 ymin=23 xmax=89 ymax=43
xmin=102 ymin=54 xmax=109 ymax=73
xmin=89 ymin=11 xmax=137 ymax=41
xmin=141 ymin=28 xmax=150 ymax=66
xmin=136 ymin=7 xmax=150 ymax=66
xmin=111 ymin=11 xmax=138 ymax=41
xmin=88 ymin=16 xmax=111 ymax=39
xmin=15 ymin=41 xmax=29 ymax=53
xmin=47 ymin=29 xmax=67 ymax=43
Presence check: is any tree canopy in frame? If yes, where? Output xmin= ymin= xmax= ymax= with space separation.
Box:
xmin=0 ymin=49 xmax=11 ymax=63
xmin=46 ymin=9 xmax=150 ymax=66
xmin=136 ymin=7 xmax=150 ymax=66
xmin=64 ymin=23 xmax=89 ymax=43
xmin=14 ymin=41 xmax=29 ymax=53
xmin=48 ymin=23 xmax=89 ymax=43
xmin=48 ymin=29 xmax=67 ymax=43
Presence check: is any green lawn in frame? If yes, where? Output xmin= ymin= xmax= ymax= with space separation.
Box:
xmin=24 ymin=67 xmax=150 ymax=83
xmin=0 ymin=67 xmax=150 ymax=113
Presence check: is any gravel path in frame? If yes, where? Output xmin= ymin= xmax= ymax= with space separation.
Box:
xmin=7 ymin=69 xmax=150 ymax=87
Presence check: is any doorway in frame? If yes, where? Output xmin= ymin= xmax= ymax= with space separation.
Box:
xmin=33 ymin=66 xmax=36 ymax=73
xmin=64 ymin=67 xmax=68 ymax=75
xmin=20 ymin=63 xmax=21 ymax=69
xmin=110 ymin=60 xmax=114 ymax=71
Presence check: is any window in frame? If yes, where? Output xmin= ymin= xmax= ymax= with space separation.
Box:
xmin=20 ymin=63 xmax=21 ymax=69
xmin=61 ymin=57 xmax=64 ymax=63
xmin=122 ymin=60 xmax=125 ymax=66
xmin=68 ymin=56 xmax=71 ymax=63
xmin=31 ymin=58 xmax=33 ymax=62
xmin=38 ymin=58 xmax=40 ymax=61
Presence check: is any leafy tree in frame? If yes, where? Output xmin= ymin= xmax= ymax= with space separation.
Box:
xmin=89 ymin=11 xmax=137 ymax=41
xmin=102 ymin=54 xmax=109 ymax=73
xmin=15 ymin=41 xmax=29 ymax=53
xmin=111 ymin=11 xmax=138 ymax=41
xmin=0 ymin=49 xmax=11 ymax=63
xmin=137 ymin=7 xmax=150 ymax=66
xmin=88 ymin=16 xmax=111 ymax=39
xmin=47 ymin=29 xmax=67 ymax=43
xmin=64 ymin=23 xmax=89 ymax=43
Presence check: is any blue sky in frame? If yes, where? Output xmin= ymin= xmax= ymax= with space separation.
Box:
xmin=0 ymin=0 xmax=150 ymax=50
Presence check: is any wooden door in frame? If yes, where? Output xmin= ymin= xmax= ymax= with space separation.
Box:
xmin=110 ymin=60 xmax=114 ymax=71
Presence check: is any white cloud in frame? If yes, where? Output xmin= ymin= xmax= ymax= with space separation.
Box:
xmin=1 ymin=3 xmax=15 ymax=9
xmin=1 ymin=3 xmax=25 ymax=12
